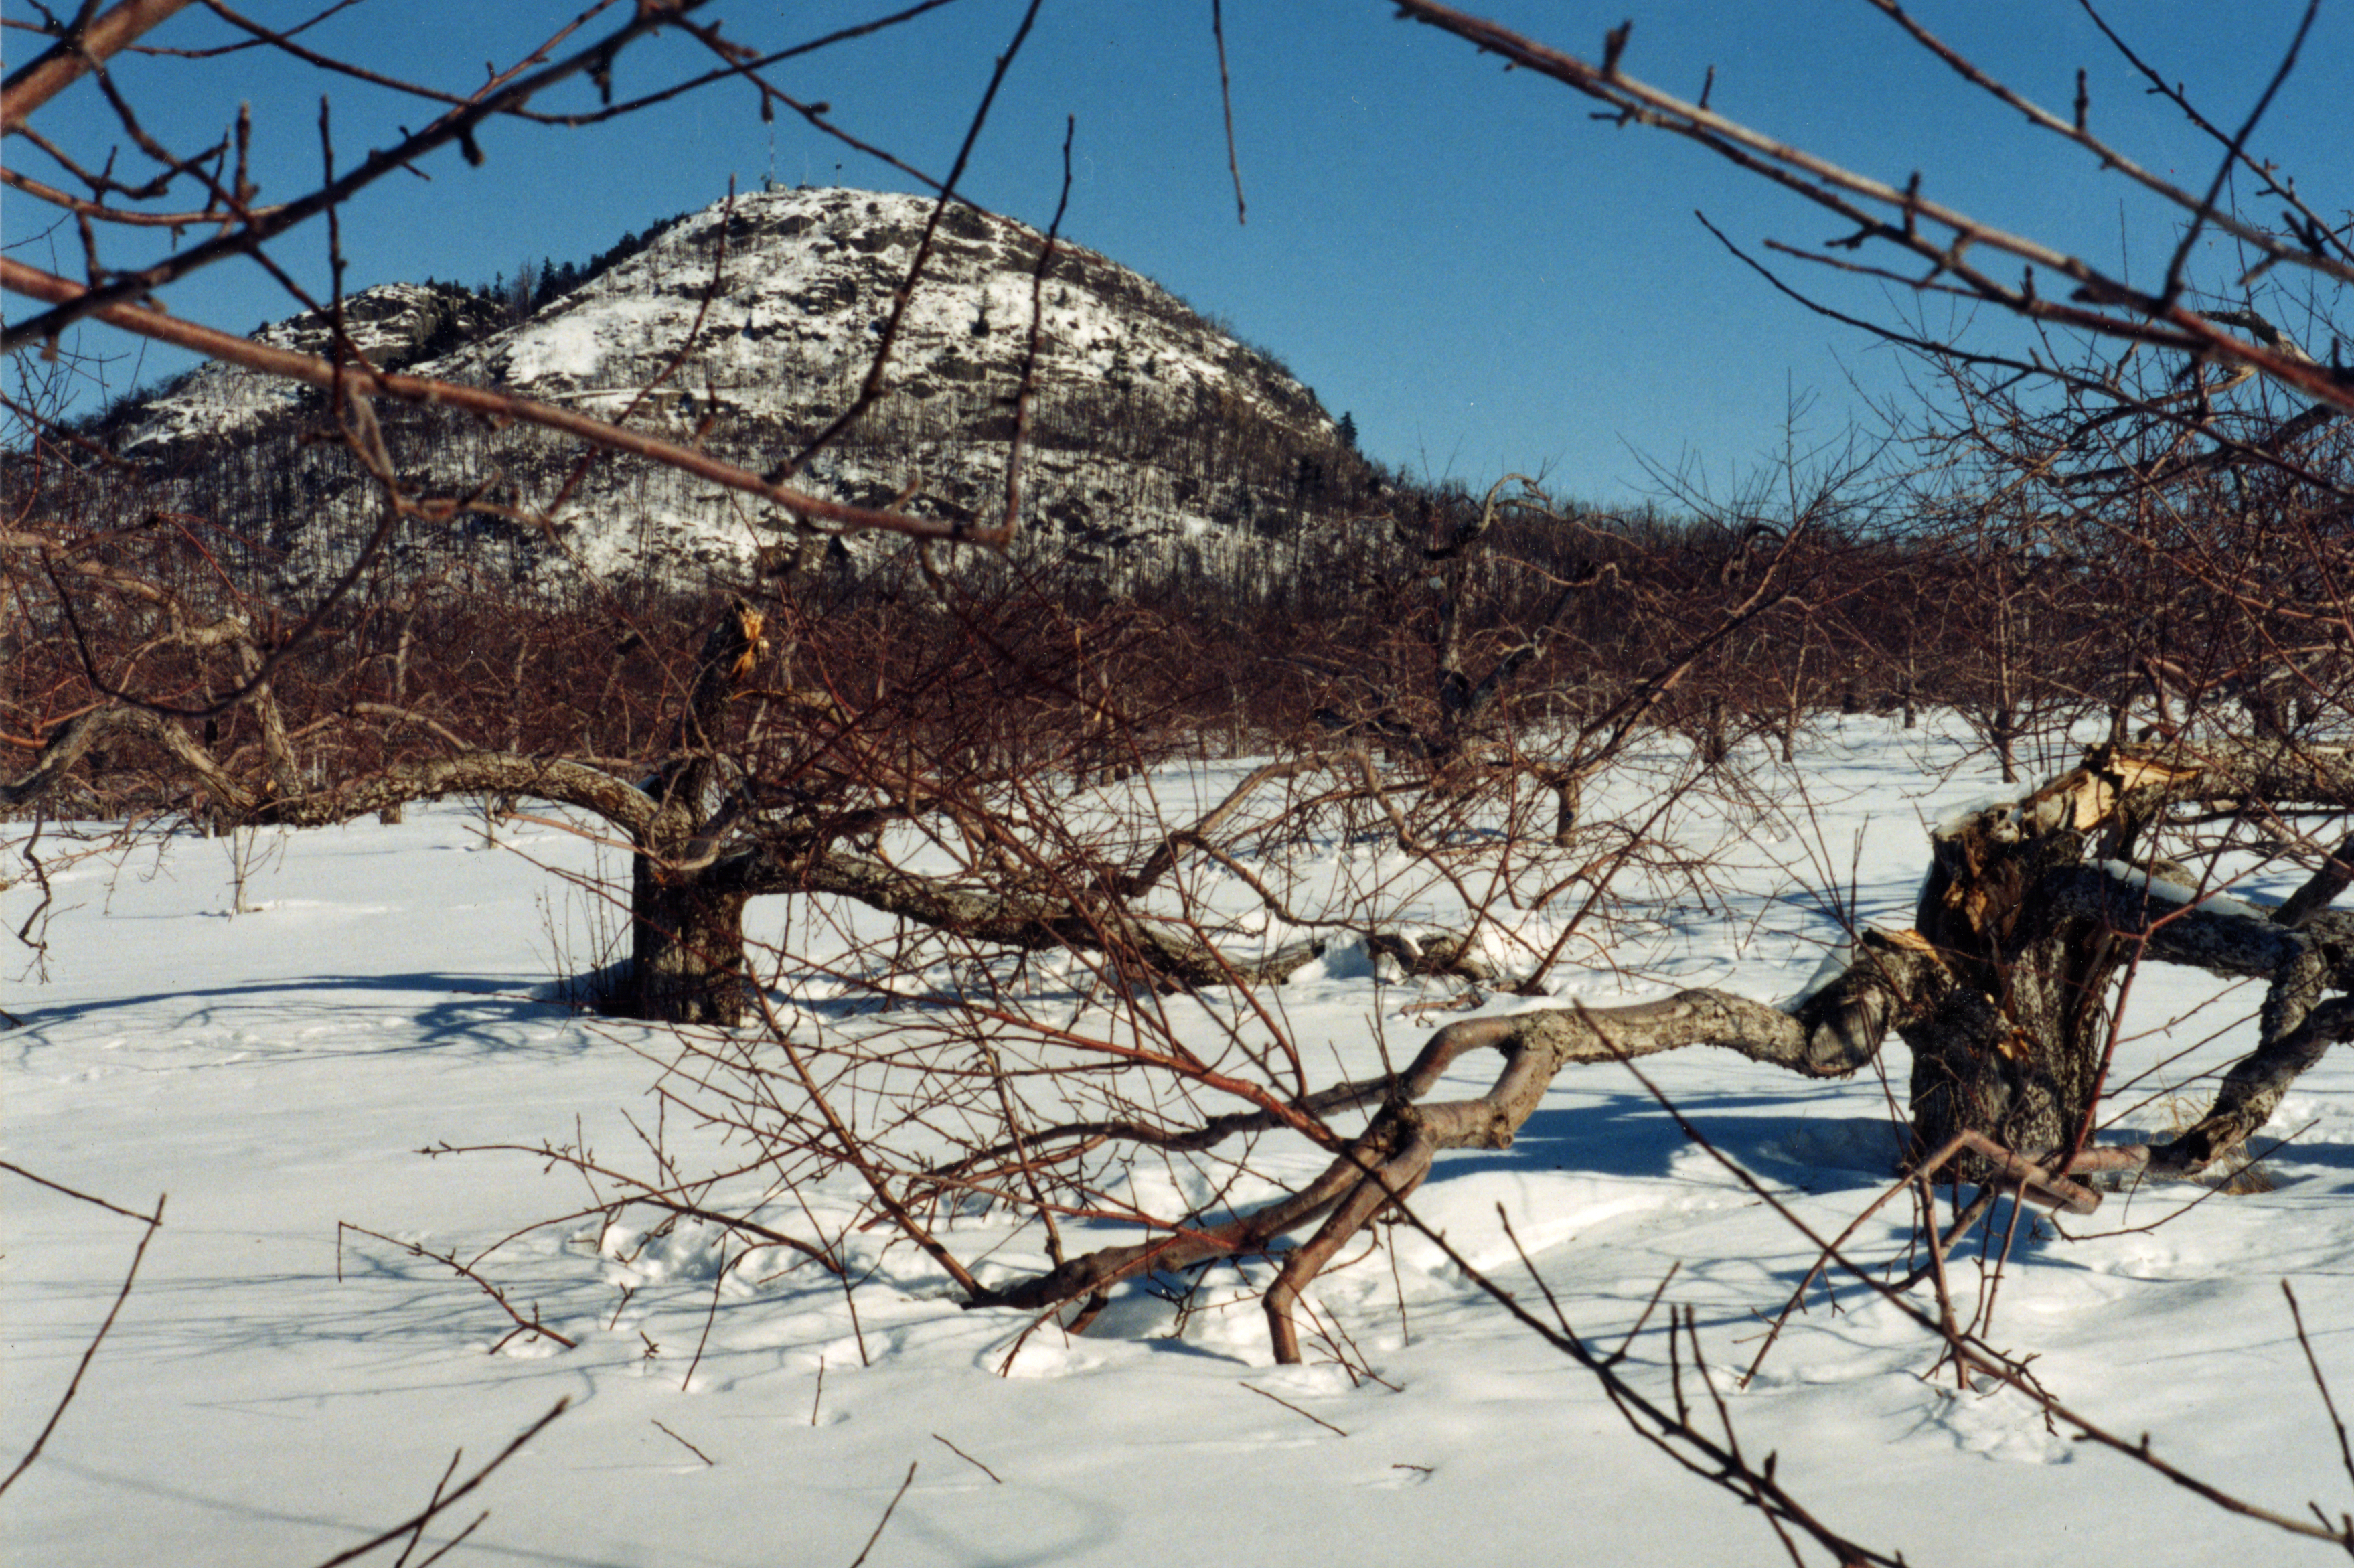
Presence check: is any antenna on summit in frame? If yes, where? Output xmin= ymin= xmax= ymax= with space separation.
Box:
xmin=760 ymin=131 xmax=779 ymax=194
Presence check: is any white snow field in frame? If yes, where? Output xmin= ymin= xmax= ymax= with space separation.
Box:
xmin=10 ymin=716 xmax=2354 ymax=1567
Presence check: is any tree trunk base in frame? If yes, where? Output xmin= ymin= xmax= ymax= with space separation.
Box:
xmin=623 ymin=856 xmax=751 ymax=1026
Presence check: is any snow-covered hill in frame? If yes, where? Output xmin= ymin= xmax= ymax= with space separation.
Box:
xmin=108 ymin=188 xmax=1367 ymax=586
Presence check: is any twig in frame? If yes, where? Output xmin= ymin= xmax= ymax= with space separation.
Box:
xmin=780 ymin=0 xmax=1046 ymax=481
xmin=2283 ymin=1281 xmax=2354 ymax=1508
xmin=651 ymin=1420 xmax=716 ymax=1467
xmin=1238 ymin=1380 xmax=1348 ymax=1437
xmin=0 ymin=1192 xmax=165 ymax=1498
xmin=1609 ymin=1262 xmax=1680 ymax=1368
xmin=337 ymin=1221 xmax=576 ymax=1350
xmin=1208 ymin=0 xmax=1246 ymax=224
xmin=931 ymin=1432 xmax=1002 ymax=1482
xmin=1915 ymin=1175 xmax=1970 ymax=1391
xmin=992 ymin=1302 xmax=1067 ymax=1378
xmin=1385 ymin=1216 xmax=1413 ymax=1348
xmin=387 ymin=1451 xmax=461 ymax=1568
xmin=1395 ymin=1190 xmax=1901 ymax=1565
xmin=404 ymin=1519 xmax=487 ymax=1568
xmin=1601 ymin=1045 xmax=2354 ymax=1549
xmin=309 ymin=1399 xmax=569 ymax=1568
xmin=846 ymin=1462 xmax=918 ymax=1568
xmin=0 ymin=1158 xmax=163 ymax=1225
xmin=682 ymin=1245 xmax=734 ymax=1391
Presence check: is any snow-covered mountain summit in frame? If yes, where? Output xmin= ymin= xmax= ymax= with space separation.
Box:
xmin=111 ymin=187 xmax=1367 ymax=585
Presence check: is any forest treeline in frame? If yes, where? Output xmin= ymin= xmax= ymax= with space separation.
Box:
xmin=9 ymin=390 xmax=2316 ymax=824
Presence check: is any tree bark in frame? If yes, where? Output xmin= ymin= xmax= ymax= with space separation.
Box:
xmin=623 ymin=860 xmax=751 ymax=1026
xmin=1903 ymin=774 xmax=2125 ymax=1174
xmin=612 ymin=599 xmax=769 ymax=1026
xmin=1903 ymin=745 xmax=2354 ymax=1179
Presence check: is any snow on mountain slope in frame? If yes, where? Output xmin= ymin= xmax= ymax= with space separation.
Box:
xmin=116 ymin=283 xmax=505 ymax=451
xmin=109 ymin=189 xmax=1363 ymax=587
xmin=453 ymin=189 xmax=1326 ymax=430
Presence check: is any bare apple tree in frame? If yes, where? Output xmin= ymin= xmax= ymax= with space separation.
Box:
xmin=4 ymin=3 xmax=1832 ymax=1034
xmin=15 ymin=0 xmax=2354 ymax=1280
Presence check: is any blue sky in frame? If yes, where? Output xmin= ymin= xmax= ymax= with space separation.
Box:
xmin=7 ymin=1 xmax=2345 ymax=506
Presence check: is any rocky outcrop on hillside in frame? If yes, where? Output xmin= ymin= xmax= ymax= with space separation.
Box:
xmin=119 ymin=283 xmax=506 ymax=453
xmin=100 ymin=187 xmax=1370 ymax=589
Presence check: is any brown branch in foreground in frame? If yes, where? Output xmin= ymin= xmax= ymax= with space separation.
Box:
xmin=652 ymin=1420 xmax=716 ymax=1467
xmin=960 ymin=739 xmax=2354 ymax=1353
xmin=1476 ymin=1202 xmax=1905 ymax=1566
xmin=751 ymin=986 xmax=990 ymax=1300
xmin=845 ymin=1462 xmax=919 ymax=1568
xmin=337 ymin=1221 xmax=577 ymax=1352
xmin=1209 ymin=0 xmax=1246 ymax=224
xmin=775 ymin=0 xmax=1044 ymax=485
xmin=971 ymin=933 xmax=1944 ymax=1330
xmin=1237 ymin=1380 xmax=1347 ymax=1437
xmin=1741 ymin=1128 xmax=2127 ymax=1388
xmin=0 ymin=257 xmax=1020 ymax=549
xmin=422 ymin=1141 xmax=844 ymax=1278
xmin=1387 ymin=1 xmax=2354 ymax=414
xmin=2077 ymin=0 xmax=2353 ymax=267
xmin=1 ymin=0 xmax=197 ymax=133
xmin=1601 ymin=1049 xmax=2354 ymax=1553
xmin=0 ymin=1189 xmax=165 ymax=1498
xmin=930 ymin=1432 xmax=1002 ymax=1482
xmin=0 ymin=1157 xmax=165 ymax=1225
xmin=3 ymin=1 xmax=699 ymax=349
xmin=308 ymin=1399 xmax=569 ymax=1568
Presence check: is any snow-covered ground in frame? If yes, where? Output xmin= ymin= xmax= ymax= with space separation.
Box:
xmin=10 ymin=716 xmax=2354 ymax=1566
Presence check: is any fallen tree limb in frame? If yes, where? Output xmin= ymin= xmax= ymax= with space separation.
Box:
xmin=968 ymin=930 xmax=1948 ymax=1344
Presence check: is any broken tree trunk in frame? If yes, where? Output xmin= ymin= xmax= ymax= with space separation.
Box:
xmin=617 ymin=599 xmax=767 ymax=1027
xmin=1905 ymin=746 xmax=2354 ymax=1180
xmin=625 ymin=860 xmax=753 ymax=1026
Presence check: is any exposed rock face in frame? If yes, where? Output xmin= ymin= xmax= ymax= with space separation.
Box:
xmin=119 ymin=283 xmax=506 ymax=452
xmin=102 ymin=188 xmax=1367 ymax=588
xmin=255 ymin=283 xmax=507 ymax=371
